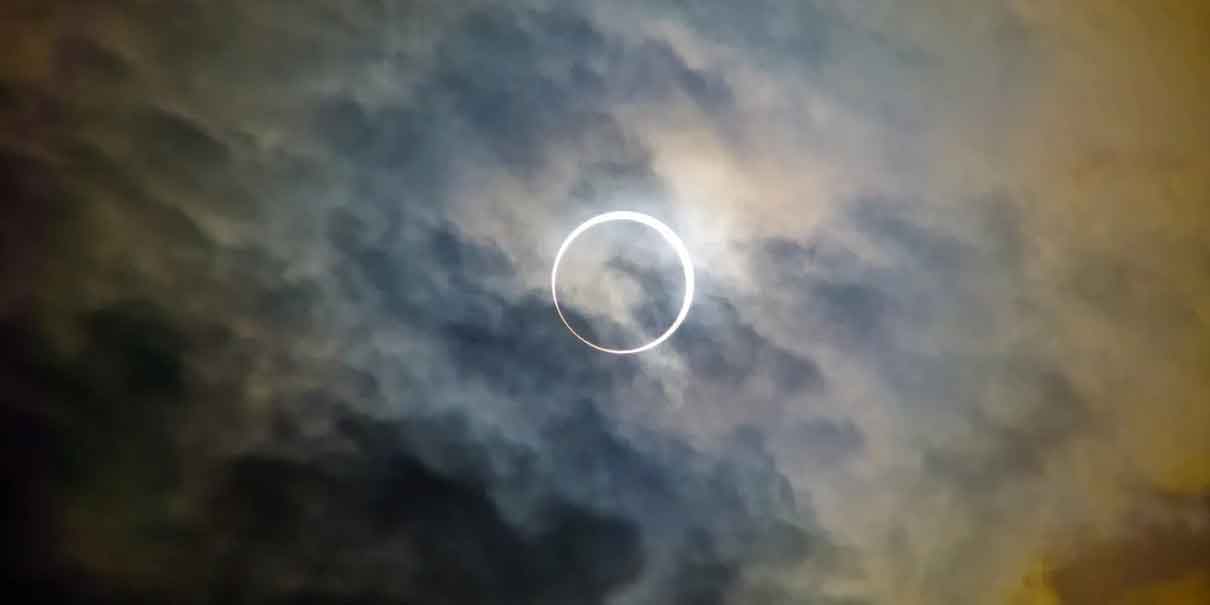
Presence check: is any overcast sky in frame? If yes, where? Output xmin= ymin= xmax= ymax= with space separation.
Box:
xmin=4 ymin=1 xmax=1209 ymax=603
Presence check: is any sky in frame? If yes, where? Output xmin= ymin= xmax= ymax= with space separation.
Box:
xmin=2 ymin=1 xmax=1209 ymax=603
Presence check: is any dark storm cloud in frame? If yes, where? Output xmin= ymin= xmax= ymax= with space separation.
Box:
xmin=1 ymin=300 xmax=190 ymax=599
xmin=0 ymin=149 xmax=72 ymax=301
xmin=2 ymin=284 xmax=832 ymax=603
xmin=1 ymin=301 xmax=650 ymax=605
xmin=208 ymin=412 xmax=645 ymax=605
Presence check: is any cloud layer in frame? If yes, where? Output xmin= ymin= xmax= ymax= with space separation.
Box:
xmin=3 ymin=1 xmax=1208 ymax=603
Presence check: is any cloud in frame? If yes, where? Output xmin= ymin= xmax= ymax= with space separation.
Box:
xmin=1049 ymin=490 xmax=1210 ymax=604
xmin=4 ymin=0 xmax=1210 ymax=603
xmin=3 ymin=290 xmax=836 ymax=602
xmin=790 ymin=417 xmax=866 ymax=468
xmin=208 ymin=412 xmax=645 ymax=605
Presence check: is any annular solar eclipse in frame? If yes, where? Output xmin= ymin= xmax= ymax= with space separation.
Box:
xmin=551 ymin=211 xmax=695 ymax=354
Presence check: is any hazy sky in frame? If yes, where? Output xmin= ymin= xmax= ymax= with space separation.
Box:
xmin=4 ymin=1 xmax=1209 ymax=603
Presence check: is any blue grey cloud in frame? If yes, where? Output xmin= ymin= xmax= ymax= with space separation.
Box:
xmin=4 ymin=1 xmax=1209 ymax=604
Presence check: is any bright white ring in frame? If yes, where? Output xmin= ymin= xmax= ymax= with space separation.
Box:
xmin=551 ymin=210 xmax=695 ymax=354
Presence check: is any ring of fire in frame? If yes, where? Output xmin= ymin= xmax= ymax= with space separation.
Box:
xmin=551 ymin=210 xmax=695 ymax=354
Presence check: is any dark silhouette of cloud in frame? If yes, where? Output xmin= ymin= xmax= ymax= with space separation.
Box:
xmin=1 ymin=292 xmax=832 ymax=602
xmin=207 ymin=414 xmax=645 ymax=605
